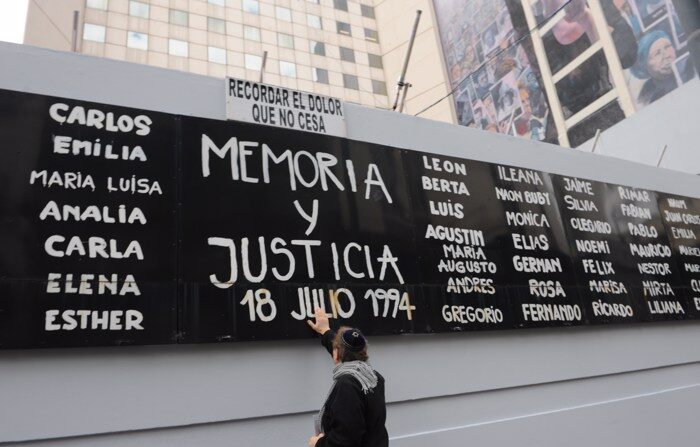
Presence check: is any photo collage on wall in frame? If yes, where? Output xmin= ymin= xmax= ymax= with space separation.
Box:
xmin=601 ymin=0 xmax=695 ymax=108
xmin=433 ymin=0 xmax=551 ymax=142
xmin=436 ymin=0 xmax=696 ymax=148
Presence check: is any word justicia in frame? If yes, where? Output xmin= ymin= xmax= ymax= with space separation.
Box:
xmin=207 ymin=237 xmax=405 ymax=287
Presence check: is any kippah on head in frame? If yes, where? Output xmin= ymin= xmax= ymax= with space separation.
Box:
xmin=341 ymin=328 xmax=366 ymax=352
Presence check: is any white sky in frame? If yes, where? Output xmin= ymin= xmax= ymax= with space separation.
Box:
xmin=0 ymin=0 xmax=29 ymax=44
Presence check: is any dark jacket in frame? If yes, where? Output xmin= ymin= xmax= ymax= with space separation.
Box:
xmin=316 ymin=330 xmax=389 ymax=447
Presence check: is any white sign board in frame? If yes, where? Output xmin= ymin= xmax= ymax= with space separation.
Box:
xmin=225 ymin=77 xmax=347 ymax=137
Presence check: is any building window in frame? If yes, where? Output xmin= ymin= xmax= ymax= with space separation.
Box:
xmin=86 ymin=0 xmax=108 ymax=11
xmin=208 ymin=46 xmax=226 ymax=64
xmin=278 ymin=33 xmax=294 ymax=49
xmin=333 ymin=0 xmax=348 ymax=11
xmin=307 ymin=14 xmax=322 ymax=29
xmin=567 ymin=101 xmax=624 ymax=148
xmin=542 ymin=15 xmax=600 ymax=74
xmin=364 ymin=28 xmax=378 ymax=42
xmin=343 ymin=74 xmax=359 ymax=90
xmin=169 ymin=9 xmax=188 ymax=26
xmin=245 ymin=54 xmax=262 ymax=70
xmin=339 ymin=47 xmax=355 ymax=63
xmin=276 ymin=6 xmax=292 ymax=22
xmin=208 ymin=17 xmax=226 ymax=34
xmin=242 ymin=0 xmax=259 ymax=14
xmin=337 ymin=21 xmax=351 ymax=36
xmin=208 ymin=0 xmax=225 ymax=5
xmin=280 ymin=61 xmax=297 ymax=77
xmin=83 ymin=23 xmax=105 ymax=42
xmin=244 ymin=26 xmax=260 ymax=41
xmin=360 ymin=4 xmax=375 ymax=19
xmin=168 ymin=39 xmax=188 ymax=57
xmin=313 ymin=68 xmax=329 ymax=84
xmin=555 ymin=50 xmax=613 ymax=119
xmin=129 ymin=1 xmax=149 ymax=18
xmin=127 ymin=31 xmax=148 ymax=50
xmin=372 ymin=80 xmax=387 ymax=95
xmin=306 ymin=0 xmax=320 ymax=3
xmin=310 ymin=41 xmax=325 ymax=56
xmin=368 ymin=53 xmax=382 ymax=69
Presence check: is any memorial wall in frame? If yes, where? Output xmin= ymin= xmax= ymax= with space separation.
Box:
xmin=0 ymin=88 xmax=698 ymax=349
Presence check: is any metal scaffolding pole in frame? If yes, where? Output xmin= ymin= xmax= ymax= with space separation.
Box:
xmin=70 ymin=10 xmax=79 ymax=52
xmin=259 ymin=50 xmax=268 ymax=83
xmin=392 ymin=10 xmax=422 ymax=111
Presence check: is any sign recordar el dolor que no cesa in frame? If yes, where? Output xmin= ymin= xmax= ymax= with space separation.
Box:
xmin=225 ymin=77 xmax=347 ymax=137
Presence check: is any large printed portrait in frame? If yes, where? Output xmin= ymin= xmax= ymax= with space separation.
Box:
xmin=433 ymin=0 xmax=553 ymax=142
xmin=601 ymin=0 xmax=695 ymax=108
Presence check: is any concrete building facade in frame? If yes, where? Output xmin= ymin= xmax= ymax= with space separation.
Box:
xmin=25 ymin=0 xmax=391 ymax=109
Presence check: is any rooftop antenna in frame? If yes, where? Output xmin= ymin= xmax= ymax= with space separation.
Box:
xmin=590 ymin=129 xmax=601 ymax=153
xmin=392 ymin=10 xmax=422 ymax=111
xmin=259 ymin=50 xmax=268 ymax=83
xmin=656 ymin=144 xmax=668 ymax=167
xmin=70 ymin=10 xmax=79 ymax=52
xmin=398 ymin=82 xmax=412 ymax=113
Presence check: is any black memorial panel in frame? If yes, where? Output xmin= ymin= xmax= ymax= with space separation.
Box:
xmin=606 ymin=184 xmax=691 ymax=321
xmin=552 ymin=175 xmax=643 ymax=324
xmin=489 ymin=165 xmax=583 ymax=328
xmin=0 ymin=89 xmax=178 ymax=348
xmin=404 ymin=153 xmax=514 ymax=331
xmin=178 ymin=116 xmax=423 ymax=342
xmin=658 ymin=194 xmax=700 ymax=318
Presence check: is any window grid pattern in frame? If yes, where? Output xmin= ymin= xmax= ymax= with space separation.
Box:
xmin=80 ymin=0 xmax=388 ymax=107
xmin=518 ymin=0 xmax=636 ymax=147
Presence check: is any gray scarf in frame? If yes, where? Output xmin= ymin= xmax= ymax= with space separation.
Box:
xmin=313 ymin=361 xmax=378 ymax=435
